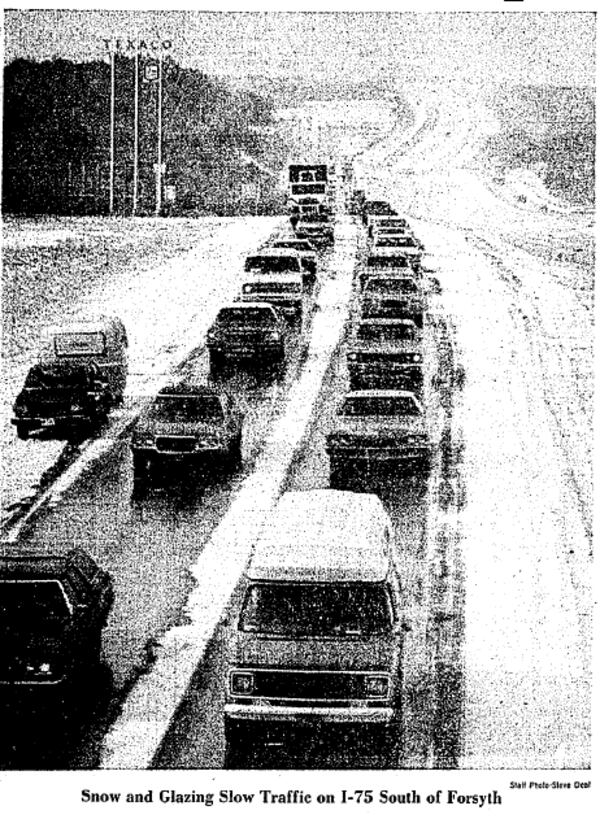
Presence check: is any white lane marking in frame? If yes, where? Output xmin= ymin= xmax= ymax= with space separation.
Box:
xmin=99 ymin=218 xmax=358 ymax=769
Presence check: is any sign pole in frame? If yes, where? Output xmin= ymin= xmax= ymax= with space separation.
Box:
xmin=109 ymin=46 xmax=115 ymax=215
xmin=132 ymin=32 xmax=139 ymax=216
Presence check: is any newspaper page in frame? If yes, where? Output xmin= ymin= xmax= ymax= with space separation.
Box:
xmin=0 ymin=1 xmax=595 ymax=817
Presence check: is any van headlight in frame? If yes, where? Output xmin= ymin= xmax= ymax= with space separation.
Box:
xmin=231 ymin=671 xmax=255 ymax=695
xmin=347 ymin=352 xmax=358 ymax=362
xmin=134 ymin=434 xmax=154 ymax=446
xmin=266 ymin=331 xmax=280 ymax=343
xmin=364 ymin=675 xmax=389 ymax=698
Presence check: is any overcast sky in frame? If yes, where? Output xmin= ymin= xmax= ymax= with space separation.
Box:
xmin=3 ymin=10 xmax=595 ymax=87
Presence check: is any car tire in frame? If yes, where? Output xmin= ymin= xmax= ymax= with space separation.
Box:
xmin=15 ymin=422 xmax=30 ymax=440
xmin=132 ymin=452 xmax=150 ymax=484
xmin=329 ymin=462 xmax=348 ymax=490
xmin=228 ymin=432 xmax=243 ymax=470
xmin=209 ymin=352 xmax=224 ymax=378
xmin=224 ymin=719 xmax=252 ymax=768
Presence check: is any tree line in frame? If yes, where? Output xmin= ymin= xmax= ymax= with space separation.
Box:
xmin=2 ymin=57 xmax=288 ymax=216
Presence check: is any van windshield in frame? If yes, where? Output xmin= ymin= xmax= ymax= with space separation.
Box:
xmin=240 ymin=583 xmax=393 ymax=637
xmin=54 ymin=332 xmax=106 ymax=356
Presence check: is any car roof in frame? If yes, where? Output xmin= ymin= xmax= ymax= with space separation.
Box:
xmin=245 ymin=273 xmax=302 ymax=283
xmin=247 ymin=490 xmax=391 ymax=583
xmin=343 ymin=388 xmax=419 ymax=399
xmin=218 ymin=302 xmax=278 ymax=313
xmin=43 ymin=315 xmax=122 ymax=334
xmin=356 ymin=318 xmax=418 ymax=328
xmin=247 ymin=248 xmax=302 ymax=259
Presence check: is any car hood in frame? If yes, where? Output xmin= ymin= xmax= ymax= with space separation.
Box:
xmin=134 ymin=418 xmax=223 ymax=437
xmin=234 ymin=632 xmax=399 ymax=672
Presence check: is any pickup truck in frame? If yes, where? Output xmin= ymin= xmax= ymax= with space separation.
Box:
xmin=326 ymin=389 xmax=431 ymax=486
xmin=11 ymin=361 xmax=112 ymax=439
xmin=130 ymin=383 xmax=244 ymax=481
xmin=206 ymin=303 xmax=288 ymax=375
xmin=347 ymin=319 xmax=423 ymax=394
xmin=360 ymin=275 xmax=426 ymax=328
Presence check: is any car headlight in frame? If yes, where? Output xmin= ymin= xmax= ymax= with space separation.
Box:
xmin=347 ymin=352 xmax=358 ymax=362
xmin=231 ymin=671 xmax=254 ymax=695
xmin=134 ymin=434 xmax=154 ymax=446
xmin=412 ymin=353 xmax=422 ymax=363
xmin=266 ymin=331 xmax=280 ymax=342
xmin=364 ymin=675 xmax=389 ymax=698
xmin=207 ymin=330 xmax=217 ymax=342
xmin=242 ymin=284 xmax=253 ymax=294
xmin=70 ymin=403 xmax=83 ymax=412
xmin=26 ymin=661 xmax=54 ymax=677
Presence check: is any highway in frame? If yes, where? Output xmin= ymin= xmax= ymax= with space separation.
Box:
xmin=0 ymin=91 xmax=592 ymax=772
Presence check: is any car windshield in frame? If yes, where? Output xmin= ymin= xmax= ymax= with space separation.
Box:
xmin=54 ymin=332 xmax=105 ymax=356
xmin=0 ymin=580 xmax=70 ymax=628
xmin=217 ymin=307 xmax=276 ymax=326
xmin=357 ymin=324 xmax=416 ymax=342
xmin=245 ymin=256 xmax=301 ymax=273
xmin=23 ymin=365 xmax=92 ymax=389
xmin=240 ymin=583 xmax=393 ymax=636
xmin=149 ymin=395 xmax=224 ymax=421
xmin=375 ymin=219 xmax=408 ymax=229
xmin=341 ymin=395 xmax=421 ymax=417
xmin=365 ymin=279 xmax=418 ymax=295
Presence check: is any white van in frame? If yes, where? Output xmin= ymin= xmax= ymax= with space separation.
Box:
xmin=39 ymin=315 xmax=128 ymax=404
xmin=224 ymin=489 xmax=406 ymax=761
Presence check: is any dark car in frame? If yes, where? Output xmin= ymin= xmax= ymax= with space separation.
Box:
xmin=0 ymin=548 xmax=114 ymax=699
xmin=206 ymin=303 xmax=288 ymax=375
xmin=326 ymin=390 xmax=431 ymax=486
xmin=362 ymin=200 xmax=397 ymax=225
xmin=295 ymin=213 xmax=335 ymax=247
xmin=347 ymin=319 xmax=424 ymax=393
xmin=360 ymin=275 xmax=426 ymax=328
xmin=131 ymin=383 xmax=244 ymax=481
xmin=11 ymin=362 xmax=112 ymax=439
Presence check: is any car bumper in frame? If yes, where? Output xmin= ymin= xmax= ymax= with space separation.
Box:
xmin=224 ymin=703 xmax=394 ymax=725
xmin=328 ymin=447 xmax=430 ymax=462
xmin=11 ymin=413 xmax=94 ymax=426
xmin=132 ymin=445 xmax=225 ymax=458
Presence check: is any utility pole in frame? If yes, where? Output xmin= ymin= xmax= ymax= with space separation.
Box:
xmin=109 ymin=45 xmax=115 ymax=215
xmin=132 ymin=32 xmax=139 ymax=216
xmin=155 ymin=50 xmax=163 ymax=217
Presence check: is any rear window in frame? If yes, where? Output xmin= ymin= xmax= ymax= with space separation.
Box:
xmin=367 ymin=256 xmax=410 ymax=268
xmin=375 ymin=237 xmax=418 ymax=248
xmin=245 ymin=256 xmax=301 ymax=274
xmin=341 ymin=395 xmax=421 ymax=417
xmin=364 ymin=278 xmax=418 ymax=295
xmin=149 ymin=395 xmax=224 ymax=421
xmin=240 ymin=583 xmax=393 ymax=637
xmin=0 ymin=580 xmax=71 ymax=627
xmin=54 ymin=332 xmax=105 ymax=356
xmin=217 ymin=307 xmax=276 ymax=326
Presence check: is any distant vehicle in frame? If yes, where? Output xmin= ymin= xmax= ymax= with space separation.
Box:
xmin=39 ymin=315 xmax=128 ymax=404
xmin=130 ymin=383 xmax=243 ymax=481
xmin=269 ymin=239 xmax=318 ymax=283
xmin=368 ymin=216 xmax=411 ymax=239
xmin=11 ymin=362 xmax=112 ymax=439
xmin=359 ymin=261 xmax=415 ymax=290
xmin=238 ymin=274 xmax=305 ymax=324
xmin=326 ymin=389 xmax=431 ymax=485
xmin=362 ymin=200 xmax=397 ymax=225
xmin=348 ymin=188 xmax=366 ymax=215
xmin=206 ymin=303 xmax=288 ymax=374
xmin=295 ymin=213 xmax=334 ymax=247
xmin=369 ymin=236 xmax=423 ymax=270
xmin=0 ymin=548 xmax=114 ymax=698
xmin=360 ymin=275 xmax=426 ymax=328
xmin=245 ymin=249 xmax=315 ymax=291
xmin=224 ymin=489 xmax=405 ymax=761
xmin=347 ymin=319 xmax=423 ymax=393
